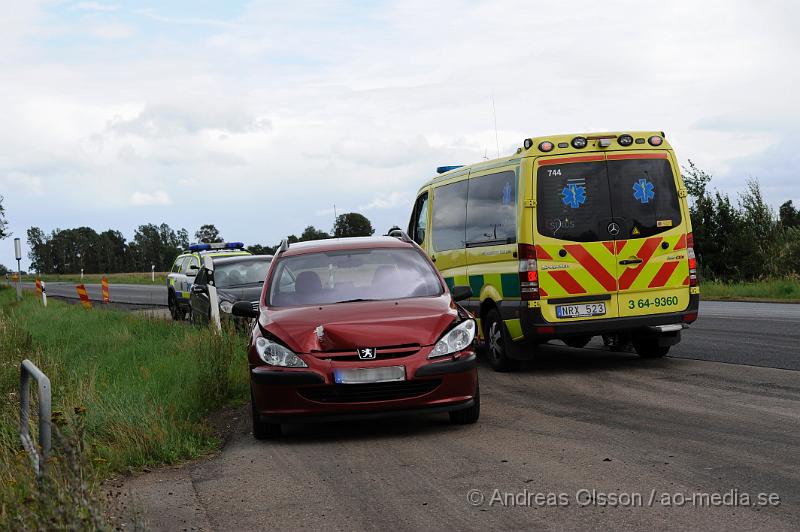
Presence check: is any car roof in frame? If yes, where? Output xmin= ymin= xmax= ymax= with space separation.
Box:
xmin=281 ymin=236 xmax=414 ymax=257
xmin=213 ymin=254 xmax=273 ymax=265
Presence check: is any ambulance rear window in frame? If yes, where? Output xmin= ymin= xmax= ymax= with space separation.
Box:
xmin=607 ymin=158 xmax=681 ymax=238
xmin=536 ymin=161 xmax=612 ymax=242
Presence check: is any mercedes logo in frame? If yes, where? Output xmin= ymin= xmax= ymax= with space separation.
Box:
xmin=607 ymin=222 xmax=620 ymax=236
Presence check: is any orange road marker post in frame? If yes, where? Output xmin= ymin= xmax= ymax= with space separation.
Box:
xmin=101 ymin=276 xmax=110 ymax=304
xmin=76 ymin=284 xmax=92 ymax=310
xmin=35 ymin=276 xmax=42 ymax=295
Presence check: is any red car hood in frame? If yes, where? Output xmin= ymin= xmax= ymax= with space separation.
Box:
xmin=258 ymin=295 xmax=457 ymax=353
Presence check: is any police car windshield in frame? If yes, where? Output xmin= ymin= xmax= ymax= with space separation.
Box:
xmin=215 ymin=259 xmax=271 ymax=288
xmin=268 ymin=248 xmax=442 ymax=307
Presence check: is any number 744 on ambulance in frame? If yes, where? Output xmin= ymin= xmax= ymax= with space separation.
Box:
xmin=407 ymin=131 xmax=699 ymax=371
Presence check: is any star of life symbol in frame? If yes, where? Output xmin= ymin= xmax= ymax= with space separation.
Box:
xmin=633 ymin=178 xmax=655 ymax=204
xmin=561 ymin=184 xmax=587 ymax=209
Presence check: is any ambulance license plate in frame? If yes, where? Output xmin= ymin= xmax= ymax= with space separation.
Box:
xmin=556 ymin=302 xmax=606 ymax=318
xmin=334 ymin=366 xmax=406 ymax=384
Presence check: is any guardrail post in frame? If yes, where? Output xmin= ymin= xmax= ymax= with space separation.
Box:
xmin=204 ymin=255 xmax=222 ymax=333
xmin=20 ymin=359 xmax=52 ymax=478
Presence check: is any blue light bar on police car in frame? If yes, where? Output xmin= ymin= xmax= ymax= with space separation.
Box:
xmin=188 ymin=242 xmax=245 ymax=252
xmin=436 ymin=165 xmax=463 ymax=174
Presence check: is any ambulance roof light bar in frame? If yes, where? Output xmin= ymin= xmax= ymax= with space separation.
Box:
xmin=436 ymin=165 xmax=463 ymax=174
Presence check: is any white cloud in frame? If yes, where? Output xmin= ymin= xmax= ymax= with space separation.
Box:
xmin=130 ymin=191 xmax=172 ymax=206
xmin=88 ymin=22 xmax=135 ymax=39
xmin=73 ymin=2 xmax=119 ymax=12
xmin=1 ymin=0 xmax=799 ymax=269
xmin=0 ymin=172 xmax=43 ymax=195
xmin=359 ymin=191 xmax=411 ymax=211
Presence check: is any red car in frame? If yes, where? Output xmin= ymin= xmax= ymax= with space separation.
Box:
xmin=232 ymin=235 xmax=479 ymax=439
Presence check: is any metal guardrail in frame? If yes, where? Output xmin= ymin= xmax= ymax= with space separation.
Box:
xmin=20 ymin=359 xmax=51 ymax=477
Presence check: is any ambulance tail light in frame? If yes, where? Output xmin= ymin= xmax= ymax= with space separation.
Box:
xmin=518 ymin=244 xmax=540 ymax=300
xmin=687 ymin=232 xmax=698 ymax=287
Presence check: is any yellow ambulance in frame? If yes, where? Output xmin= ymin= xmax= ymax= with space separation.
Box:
xmin=407 ymin=132 xmax=699 ymax=370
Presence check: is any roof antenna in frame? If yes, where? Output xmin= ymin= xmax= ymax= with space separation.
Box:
xmin=483 ymin=148 xmax=489 ymax=160
xmin=491 ymin=94 xmax=500 ymax=158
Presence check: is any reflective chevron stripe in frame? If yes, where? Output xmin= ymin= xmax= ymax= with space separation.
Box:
xmin=648 ymin=261 xmax=680 ymax=288
xmin=564 ymin=244 xmax=617 ymax=291
xmin=618 ymin=237 xmax=662 ymax=290
xmin=549 ymin=270 xmax=586 ymax=294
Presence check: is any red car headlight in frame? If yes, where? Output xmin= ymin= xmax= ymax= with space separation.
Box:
xmin=255 ymin=337 xmax=307 ymax=367
xmin=429 ymin=319 xmax=476 ymax=359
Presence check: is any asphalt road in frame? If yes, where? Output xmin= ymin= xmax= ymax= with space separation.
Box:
xmin=26 ymin=281 xmax=800 ymax=370
xmin=21 ymin=281 xmax=166 ymax=307
xmin=115 ymin=354 xmax=799 ymax=531
xmin=105 ymin=296 xmax=800 ymax=531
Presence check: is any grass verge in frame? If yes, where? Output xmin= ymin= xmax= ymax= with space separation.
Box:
xmin=21 ymin=272 xmax=168 ymax=285
xmin=0 ymin=286 xmax=249 ymax=528
xmin=701 ymin=278 xmax=800 ymax=302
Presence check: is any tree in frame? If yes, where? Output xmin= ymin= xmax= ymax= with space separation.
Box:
xmin=0 ymin=195 xmax=8 ymax=240
xmin=299 ymin=225 xmax=330 ymax=241
xmin=131 ymin=223 xmax=186 ymax=272
xmin=333 ymin=213 xmax=374 ymax=238
xmin=27 ymin=227 xmax=49 ymax=273
xmin=0 ymin=264 xmax=9 ymax=275
xmin=779 ymin=200 xmax=800 ymax=228
xmin=246 ymin=244 xmax=277 ymax=255
xmin=195 ymin=224 xmax=222 ymax=243
xmin=682 ymin=160 xmax=712 ymax=202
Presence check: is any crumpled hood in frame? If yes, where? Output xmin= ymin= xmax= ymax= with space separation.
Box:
xmin=258 ymin=295 xmax=457 ymax=353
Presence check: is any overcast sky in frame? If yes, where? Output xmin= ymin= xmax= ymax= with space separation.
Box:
xmin=1 ymin=0 xmax=798 ymax=269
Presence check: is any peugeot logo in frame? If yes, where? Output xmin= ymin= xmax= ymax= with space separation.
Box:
xmin=607 ymin=222 xmax=621 ymax=236
xmin=357 ymin=348 xmax=377 ymax=360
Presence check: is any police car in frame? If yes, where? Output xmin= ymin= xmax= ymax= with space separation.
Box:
xmin=167 ymin=242 xmax=250 ymax=320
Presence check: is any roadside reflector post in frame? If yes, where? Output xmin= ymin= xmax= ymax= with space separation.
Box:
xmin=41 ymin=281 xmax=47 ymax=307
xmin=204 ymin=255 xmax=222 ymax=333
xmin=80 ymin=268 xmax=84 ymax=281
xmin=151 ymin=264 xmax=155 ymax=283
xmin=14 ymin=237 xmax=22 ymax=301
xmin=76 ymin=284 xmax=92 ymax=310
xmin=101 ymin=276 xmax=110 ymax=304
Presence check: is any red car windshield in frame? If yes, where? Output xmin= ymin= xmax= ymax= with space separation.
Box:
xmin=267 ymin=248 xmax=443 ymax=307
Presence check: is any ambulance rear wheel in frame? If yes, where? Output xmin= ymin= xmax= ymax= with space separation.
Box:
xmin=563 ymin=336 xmax=592 ymax=349
xmin=632 ymin=337 xmax=670 ymax=358
xmin=484 ymin=309 xmax=519 ymax=372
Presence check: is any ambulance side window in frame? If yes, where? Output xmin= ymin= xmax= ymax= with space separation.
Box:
xmin=465 ymin=170 xmax=517 ymax=247
xmin=408 ymin=192 xmax=429 ymax=245
xmin=431 ymin=180 xmax=468 ymax=252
